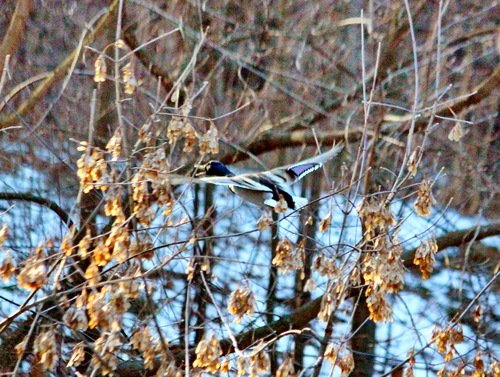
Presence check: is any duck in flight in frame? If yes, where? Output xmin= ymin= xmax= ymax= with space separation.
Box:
xmin=195 ymin=144 xmax=343 ymax=210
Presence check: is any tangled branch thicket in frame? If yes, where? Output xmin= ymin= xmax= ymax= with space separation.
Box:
xmin=0 ymin=1 xmax=498 ymax=376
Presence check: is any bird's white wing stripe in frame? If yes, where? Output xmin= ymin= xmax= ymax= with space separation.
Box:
xmin=288 ymin=163 xmax=321 ymax=180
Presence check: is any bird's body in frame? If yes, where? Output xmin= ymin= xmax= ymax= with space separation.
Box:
xmin=196 ymin=144 xmax=342 ymax=210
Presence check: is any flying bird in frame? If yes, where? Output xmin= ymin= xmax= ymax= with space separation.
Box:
xmin=194 ymin=144 xmax=343 ymax=210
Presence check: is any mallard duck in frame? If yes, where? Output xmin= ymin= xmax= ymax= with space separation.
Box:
xmin=196 ymin=144 xmax=343 ymax=210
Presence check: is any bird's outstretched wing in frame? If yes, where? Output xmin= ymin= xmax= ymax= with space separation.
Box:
xmin=168 ymin=143 xmax=342 ymax=192
xmin=262 ymin=143 xmax=343 ymax=185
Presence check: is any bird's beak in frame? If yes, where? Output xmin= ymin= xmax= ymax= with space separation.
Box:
xmin=194 ymin=163 xmax=207 ymax=177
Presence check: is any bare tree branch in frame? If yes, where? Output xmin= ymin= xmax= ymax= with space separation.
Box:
xmin=220 ymin=129 xmax=353 ymax=164
xmin=218 ymin=63 xmax=499 ymax=165
xmin=0 ymin=192 xmax=73 ymax=227
xmin=0 ymin=0 xmax=120 ymax=130
xmin=392 ymin=63 xmax=500 ymax=127
xmin=0 ymin=0 xmax=32 ymax=75
xmin=403 ymin=220 xmax=500 ymax=268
